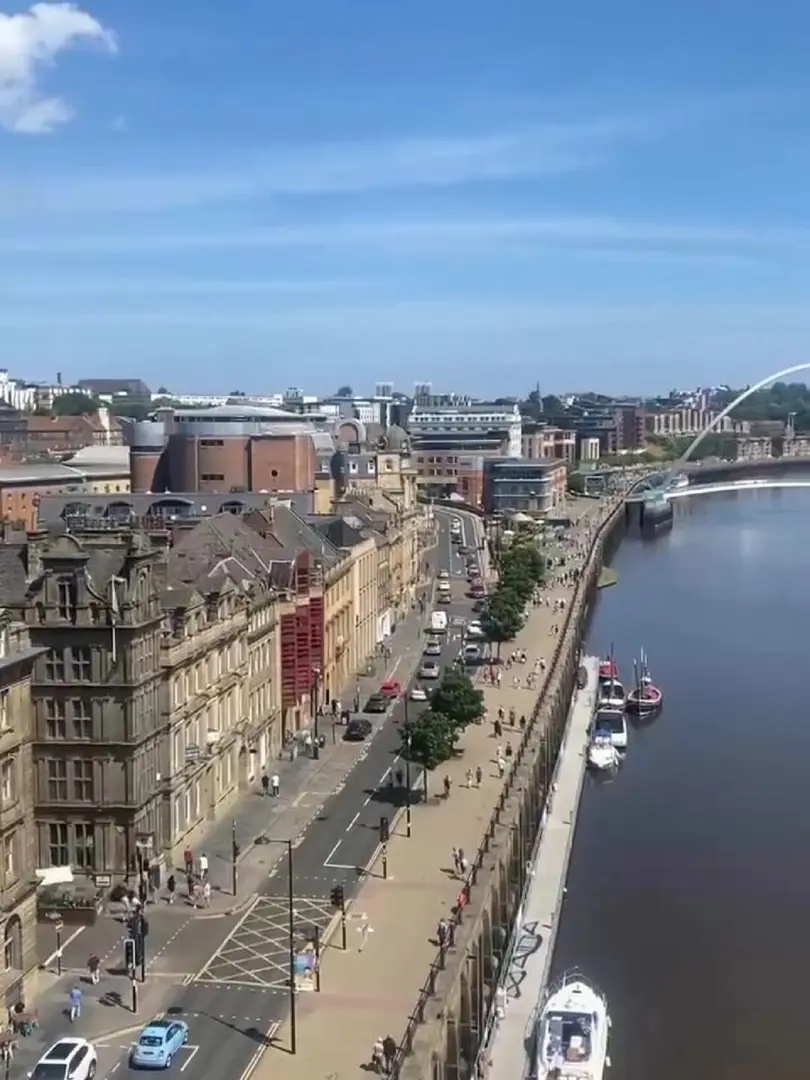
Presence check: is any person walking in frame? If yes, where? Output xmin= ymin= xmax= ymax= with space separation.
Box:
xmin=166 ymin=874 xmax=176 ymax=904
xmin=183 ymin=846 xmax=194 ymax=878
xmin=261 ymin=769 xmax=270 ymax=796
xmin=68 ymin=985 xmax=82 ymax=1022
xmin=87 ymin=954 xmax=100 ymax=985
xmin=475 ymin=765 xmax=483 ymax=788
xmin=198 ymin=852 xmax=209 ymax=880
xmin=271 ymin=772 xmax=280 ymax=797
xmin=382 ymin=1035 xmax=397 ymax=1074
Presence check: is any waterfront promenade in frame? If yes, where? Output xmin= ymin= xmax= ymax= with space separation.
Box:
xmin=255 ymin=514 xmax=607 ymax=1080
xmin=483 ymin=658 xmax=598 ymax=1080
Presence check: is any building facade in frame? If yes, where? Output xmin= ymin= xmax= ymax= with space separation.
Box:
xmin=521 ymin=422 xmax=577 ymax=464
xmin=481 ymin=459 xmax=567 ymax=517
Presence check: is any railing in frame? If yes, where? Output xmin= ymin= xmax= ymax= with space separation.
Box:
xmin=391 ymin=497 xmax=625 ymax=1078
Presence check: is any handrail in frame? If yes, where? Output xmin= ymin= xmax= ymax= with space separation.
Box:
xmin=391 ymin=497 xmax=625 ymax=1076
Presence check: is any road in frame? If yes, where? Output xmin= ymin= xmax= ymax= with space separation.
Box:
xmin=89 ymin=507 xmax=485 ymax=1080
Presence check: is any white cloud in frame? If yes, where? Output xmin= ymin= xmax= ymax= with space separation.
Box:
xmin=0 ymin=2 xmax=117 ymax=134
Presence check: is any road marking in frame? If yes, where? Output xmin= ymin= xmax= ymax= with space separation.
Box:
xmin=192 ymin=895 xmax=261 ymax=981
xmin=180 ymin=1046 xmax=199 ymax=1072
xmin=346 ymin=812 xmax=360 ymax=831
xmin=238 ymin=1023 xmax=280 ymax=1080
xmin=42 ymin=925 xmax=84 ymax=967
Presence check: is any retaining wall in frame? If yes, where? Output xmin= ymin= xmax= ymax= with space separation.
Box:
xmin=397 ymin=501 xmax=626 ymax=1080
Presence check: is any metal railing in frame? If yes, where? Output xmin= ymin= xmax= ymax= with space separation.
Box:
xmin=391 ymin=499 xmax=625 ymax=1078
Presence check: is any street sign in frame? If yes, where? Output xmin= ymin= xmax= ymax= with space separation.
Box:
xmin=52 ymin=919 xmax=63 ymax=933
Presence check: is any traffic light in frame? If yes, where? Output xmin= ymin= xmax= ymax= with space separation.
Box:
xmin=330 ymin=884 xmax=345 ymax=910
xmin=379 ymin=816 xmax=389 ymax=844
xmin=124 ymin=938 xmax=136 ymax=972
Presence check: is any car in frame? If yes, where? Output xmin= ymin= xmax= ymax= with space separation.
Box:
xmin=380 ymin=679 xmax=403 ymax=698
xmin=130 ymin=1020 xmax=189 ymax=1069
xmin=437 ymin=581 xmax=451 ymax=594
xmin=437 ymin=592 xmax=452 ymax=604
xmin=31 ymin=1039 xmax=98 ymax=1080
xmin=410 ymin=685 xmax=429 ymax=702
xmin=423 ymin=640 xmax=442 ymax=656
xmin=437 ymin=569 xmax=450 ymax=579
xmin=463 ymin=644 xmax=483 ymax=664
xmin=364 ymin=693 xmax=389 ymax=713
xmin=344 ymin=717 xmax=373 ymax=741
xmin=419 ymin=660 xmax=441 ymax=680
xmin=472 ymin=598 xmax=487 ymax=613
xmin=466 ymin=621 xmax=485 ymax=640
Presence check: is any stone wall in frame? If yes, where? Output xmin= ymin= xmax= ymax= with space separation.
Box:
xmin=397 ymin=503 xmax=626 ymax=1080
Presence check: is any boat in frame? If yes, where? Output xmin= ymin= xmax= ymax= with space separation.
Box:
xmin=598 ymin=657 xmax=619 ymax=682
xmin=597 ymin=677 xmax=626 ymax=712
xmin=670 ymin=472 xmax=689 ymax=490
xmin=587 ymin=728 xmax=620 ymax=771
xmin=626 ymin=652 xmax=663 ymax=716
xmin=535 ymin=970 xmax=611 ymax=1080
xmin=594 ymin=708 xmax=628 ymax=750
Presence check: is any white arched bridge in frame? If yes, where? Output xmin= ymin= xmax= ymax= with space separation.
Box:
xmin=665 ymin=477 xmax=810 ymax=500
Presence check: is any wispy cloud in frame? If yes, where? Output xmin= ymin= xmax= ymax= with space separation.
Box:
xmin=13 ymin=115 xmax=655 ymax=214
xmin=0 ymin=277 xmax=366 ymax=298
xmin=0 ymin=2 xmax=117 ymax=134
xmin=5 ymin=214 xmax=807 ymax=257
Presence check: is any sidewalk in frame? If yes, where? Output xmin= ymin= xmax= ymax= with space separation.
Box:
xmin=253 ymin=513 xmax=601 ymax=1080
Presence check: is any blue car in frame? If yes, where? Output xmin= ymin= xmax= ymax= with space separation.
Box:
xmin=130 ymin=1020 xmax=189 ymax=1069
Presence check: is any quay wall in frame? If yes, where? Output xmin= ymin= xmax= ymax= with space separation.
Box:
xmin=398 ymin=501 xmax=626 ymax=1080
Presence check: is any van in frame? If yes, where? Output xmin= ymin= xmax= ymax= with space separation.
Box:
xmin=430 ymin=610 xmax=449 ymax=634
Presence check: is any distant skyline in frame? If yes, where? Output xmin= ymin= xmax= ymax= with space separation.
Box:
xmin=4 ymin=1 xmax=810 ymax=392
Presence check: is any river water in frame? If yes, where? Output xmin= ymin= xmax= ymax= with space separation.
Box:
xmin=551 ymin=489 xmax=810 ymax=1080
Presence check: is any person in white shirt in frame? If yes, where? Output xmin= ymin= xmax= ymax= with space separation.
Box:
xmin=198 ymin=852 xmax=209 ymax=879
xmin=271 ymin=773 xmax=280 ymax=797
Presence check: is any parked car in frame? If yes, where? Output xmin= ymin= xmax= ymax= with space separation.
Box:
xmin=130 ymin=1021 xmax=189 ymax=1070
xmin=419 ymin=660 xmax=441 ymax=680
xmin=380 ymin=679 xmax=402 ymax=698
xmin=438 ymin=569 xmax=450 ymax=579
xmin=32 ymin=1039 xmax=98 ymax=1080
xmin=437 ymin=592 xmax=452 ymax=605
xmin=423 ymin=639 xmax=442 ymax=656
xmin=410 ymin=685 xmax=429 ymax=702
xmin=344 ymin=717 xmax=373 ymax=741
xmin=364 ymin=693 xmax=388 ymax=713
xmin=472 ymin=598 xmax=487 ymax=613
xmin=463 ymin=644 xmax=483 ymax=664
xmin=465 ymin=621 xmax=485 ymax=640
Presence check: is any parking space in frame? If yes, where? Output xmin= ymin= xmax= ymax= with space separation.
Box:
xmin=191 ymin=896 xmax=334 ymax=989
xmin=96 ymin=1039 xmax=200 ymax=1076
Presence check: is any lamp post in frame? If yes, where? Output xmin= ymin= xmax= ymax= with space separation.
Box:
xmin=311 ymin=666 xmax=322 ymax=758
xmin=264 ymin=838 xmax=297 ymax=1054
xmin=405 ymin=732 xmax=412 ymax=839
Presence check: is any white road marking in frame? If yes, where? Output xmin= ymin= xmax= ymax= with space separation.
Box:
xmin=180 ymin=1046 xmax=199 ymax=1072
xmin=346 ymin=812 xmax=360 ymax=831
xmin=192 ymin=895 xmax=261 ymax=980
xmin=42 ymin=925 xmax=84 ymax=967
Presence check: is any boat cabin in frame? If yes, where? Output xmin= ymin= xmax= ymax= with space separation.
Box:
xmin=543 ymin=1010 xmax=595 ymax=1068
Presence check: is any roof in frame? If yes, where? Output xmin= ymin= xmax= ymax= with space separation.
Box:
xmin=0 ymin=463 xmax=87 ymax=485
xmin=78 ymin=378 xmax=151 ymax=396
xmin=65 ymin=445 xmax=129 ymax=466
xmin=267 ymin=503 xmax=341 ymax=567
xmin=164 ymin=513 xmax=281 ymax=594
xmin=174 ymin=404 xmax=300 ymax=420
xmin=308 ymin=515 xmax=367 ymax=549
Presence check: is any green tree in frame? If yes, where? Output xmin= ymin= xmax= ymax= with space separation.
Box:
xmin=567 ymin=471 xmax=586 ymax=494
xmin=431 ymin=671 xmax=484 ymax=730
xmin=400 ymin=712 xmax=455 ymax=795
xmin=506 ymin=541 xmax=545 ymax=584
xmin=481 ymin=590 xmax=524 ymax=656
xmin=52 ymin=392 xmax=98 ymax=417
xmin=335 ymin=385 xmax=354 ymax=397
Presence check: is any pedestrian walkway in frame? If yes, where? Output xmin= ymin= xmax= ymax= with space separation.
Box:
xmin=484 ymin=659 xmax=598 ymax=1080
xmin=253 ymin=512 xmax=608 ymax=1080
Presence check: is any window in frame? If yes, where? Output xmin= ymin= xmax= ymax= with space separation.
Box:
xmin=200 ymin=439 xmax=223 ymax=447
xmin=74 ymin=824 xmax=95 ymax=870
xmin=201 ymin=473 xmax=224 ymax=481
xmin=0 ymin=690 xmax=8 ymax=732
xmin=47 ymin=759 xmax=68 ymax=801
xmin=48 ymin=822 xmax=68 ymax=866
xmin=3 ymin=832 xmax=14 ymax=881
xmin=71 ymin=647 xmax=92 ymax=682
xmin=44 ymin=650 xmax=65 ymax=682
xmin=73 ymin=760 xmax=93 ymax=801
xmin=0 ymin=759 xmax=15 ymax=803
xmin=57 ymin=578 xmax=76 ymax=621
xmin=45 ymin=700 xmax=66 ymax=739
xmin=70 ymin=700 xmax=92 ymax=740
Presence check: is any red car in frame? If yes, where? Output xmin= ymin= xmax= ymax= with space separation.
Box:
xmin=380 ymin=679 xmax=403 ymax=698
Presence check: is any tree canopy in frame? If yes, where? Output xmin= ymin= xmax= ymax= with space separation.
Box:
xmin=430 ymin=670 xmax=484 ymax=730
xmin=51 ymin=392 xmax=99 ymax=417
xmin=335 ymin=385 xmax=354 ymax=397
xmin=399 ymin=711 xmax=456 ymax=793
xmin=481 ymin=538 xmax=545 ymax=654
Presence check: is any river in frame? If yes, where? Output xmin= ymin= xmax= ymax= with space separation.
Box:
xmin=551 ymin=489 xmax=810 ymax=1080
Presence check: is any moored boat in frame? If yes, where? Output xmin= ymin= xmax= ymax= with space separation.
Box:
xmin=626 ymin=651 xmax=663 ymax=716
xmin=597 ymin=677 xmax=626 ymax=712
xmin=598 ymin=657 xmax=619 ymax=682
xmin=536 ymin=970 xmax=611 ymax=1080
xmin=594 ymin=707 xmax=627 ymax=750
xmin=587 ymin=728 xmax=620 ymax=771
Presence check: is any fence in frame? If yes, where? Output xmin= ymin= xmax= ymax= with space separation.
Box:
xmin=391 ymin=498 xmax=625 ymax=1078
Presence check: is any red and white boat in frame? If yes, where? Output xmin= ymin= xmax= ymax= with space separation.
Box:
xmin=599 ymin=656 xmax=619 ymax=682
xmin=626 ymin=651 xmax=663 ymax=715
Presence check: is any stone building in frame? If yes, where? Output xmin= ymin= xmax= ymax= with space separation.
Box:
xmin=0 ymin=613 xmax=42 ymax=999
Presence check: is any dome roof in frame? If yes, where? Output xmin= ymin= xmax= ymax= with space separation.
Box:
xmin=385 ymin=423 xmax=409 ymax=451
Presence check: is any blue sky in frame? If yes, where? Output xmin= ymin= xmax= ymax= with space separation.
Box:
xmin=3 ymin=0 xmax=810 ymax=397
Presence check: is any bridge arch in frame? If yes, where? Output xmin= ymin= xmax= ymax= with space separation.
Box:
xmin=669 ymin=362 xmax=810 ymax=482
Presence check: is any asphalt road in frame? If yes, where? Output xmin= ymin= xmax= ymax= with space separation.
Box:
xmin=96 ymin=507 xmax=485 ymax=1080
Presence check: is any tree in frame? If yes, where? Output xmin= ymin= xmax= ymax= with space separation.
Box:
xmin=481 ymin=591 xmax=524 ymax=656
xmin=506 ymin=542 xmax=545 ymax=585
xmin=431 ymin=671 xmax=484 ymax=730
xmin=335 ymin=385 xmax=354 ymax=397
xmin=400 ymin=712 xmax=455 ymax=795
xmin=51 ymin=392 xmax=98 ymax=417
xmin=568 ymin=471 xmax=586 ymax=495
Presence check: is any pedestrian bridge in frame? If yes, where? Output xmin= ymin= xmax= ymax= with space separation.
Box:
xmin=662 ymin=477 xmax=810 ymax=500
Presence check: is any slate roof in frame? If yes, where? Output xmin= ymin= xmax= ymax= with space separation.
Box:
xmin=307 ymin=515 xmax=367 ymax=550
xmin=165 ymin=513 xmax=280 ymax=592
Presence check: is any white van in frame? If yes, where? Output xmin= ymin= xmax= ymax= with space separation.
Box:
xmin=430 ymin=610 xmax=449 ymax=634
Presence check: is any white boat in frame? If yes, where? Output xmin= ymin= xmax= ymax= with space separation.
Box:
xmin=597 ymin=678 xmax=626 ymax=712
xmin=587 ymin=729 xmax=619 ymax=771
xmin=536 ymin=971 xmax=611 ymax=1080
xmin=670 ymin=473 xmax=689 ymax=490
xmin=594 ymin=708 xmax=627 ymax=750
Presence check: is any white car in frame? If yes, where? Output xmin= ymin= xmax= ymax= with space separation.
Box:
xmin=31 ymin=1038 xmax=98 ymax=1080
xmin=419 ymin=660 xmax=441 ymax=680
xmin=463 ymin=644 xmax=483 ymax=663
xmin=410 ymin=685 xmax=428 ymax=702
xmin=465 ymin=621 xmax=485 ymax=640
xmin=438 ymin=569 xmax=450 ymax=580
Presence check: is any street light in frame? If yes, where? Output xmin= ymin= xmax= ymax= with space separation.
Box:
xmin=264 ymin=838 xmax=297 ymax=1055
xmin=310 ymin=666 xmax=322 ymax=758
xmin=403 ymin=697 xmax=412 ymax=839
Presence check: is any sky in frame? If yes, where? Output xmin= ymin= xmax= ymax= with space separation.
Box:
xmin=3 ymin=1 xmax=810 ymax=397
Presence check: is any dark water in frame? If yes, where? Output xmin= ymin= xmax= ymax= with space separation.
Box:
xmin=551 ymin=489 xmax=810 ymax=1080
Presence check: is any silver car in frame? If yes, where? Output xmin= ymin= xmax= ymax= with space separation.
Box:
xmin=419 ymin=660 xmax=441 ymax=680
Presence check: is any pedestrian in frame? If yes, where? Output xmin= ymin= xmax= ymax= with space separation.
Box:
xmin=87 ymin=954 xmax=100 ymax=985
xmin=183 ymin=845 xmax=194 ymax=877
xmin=458 ymin=850 xmax=469 ymax=876
xmin=497 ymin=756 xmax=505 ymax=778
xmin=185 ymin=872 xmax=194 ymax=900
xmin=395 ymin=768 xmax=404 ymax=787
xmin=437 ymin=918 xmax=448 ymax=948
xmin=372 ymin=1036 xmax=385 ymax=1073
xmin=465 ymin=768 xmax=473 ymax=788
xmin=505 ymin=742 xmax=513 ymax=758
xmin=382 ymin=1034 xmax=397 ymax=1074
xmin=261 ymin=769 xmax=270 ymax=796
xmin=494 ymin=718 xmax=502 ymax=738
xmin=443 ymin=775 xmax=452 ymax=799
xmin=271 ymin=772 xmax=280 ymax=797
xmin=203 ymin=880 xmax=211 ymax=908
xmin=451 ymin=846 xmax=460 ymax=874
xmin=475 ymin=765 xmax=483 ymax=787
xmin=167 ymin=874 xmax=176 ymax=904
xmin=198 ymin=852 xmax=209 ymax=880
xmin=68 ymin=985 xmax=82 ymax=1022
